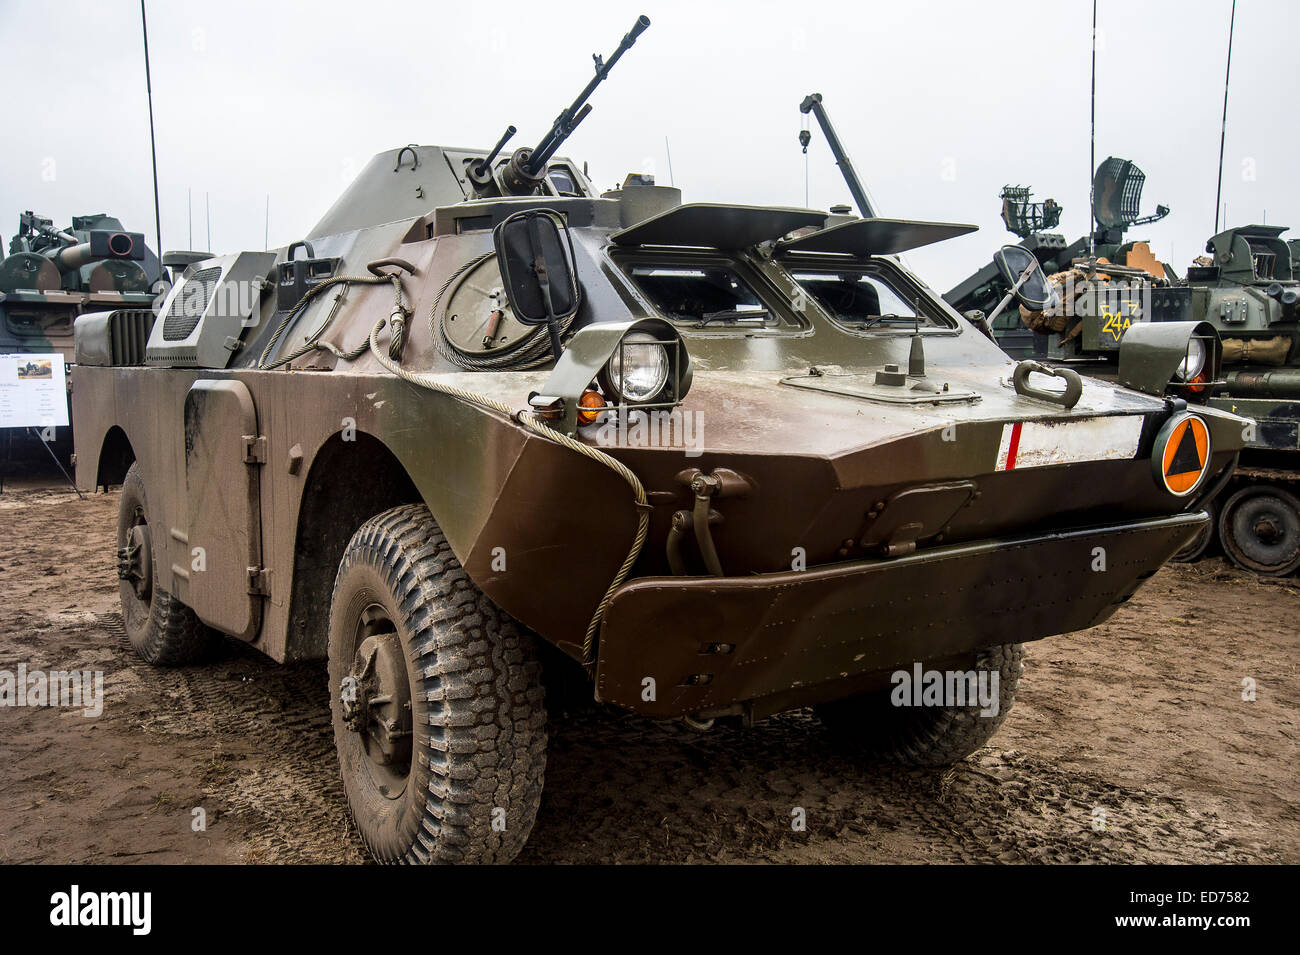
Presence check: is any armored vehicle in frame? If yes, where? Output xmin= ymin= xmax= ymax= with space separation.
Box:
xmin=947 ymin=167 xmax=1300 ymax=571
xmin=72 ymin=19 xmax=1245 ymax=864
xmin=1 ymin=211 xmax=160 ymax=458
xmin=945 ymin=158 xmax=1173 ymax=368
xmin=1 ymin=211 xmax=160 ymax=360
xmin=1170 ymin=224 xmax=1300 ymax=572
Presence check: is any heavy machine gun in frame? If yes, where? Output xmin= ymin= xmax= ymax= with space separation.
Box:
xmin=469 ymin=15 xmax=651 ymax=199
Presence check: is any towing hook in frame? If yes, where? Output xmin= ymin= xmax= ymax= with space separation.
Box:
xmin=691 ymin=477 xmax=725 ymax=577
xmin=667 ymin=468 xmax=755 ymax=577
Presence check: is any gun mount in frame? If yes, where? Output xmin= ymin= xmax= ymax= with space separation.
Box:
xmin=470 ymin=15 xmax=650 ymax=199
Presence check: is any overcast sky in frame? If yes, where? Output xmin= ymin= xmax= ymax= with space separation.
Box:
xmin=2 ymin=0 xmax=1296 ymax=290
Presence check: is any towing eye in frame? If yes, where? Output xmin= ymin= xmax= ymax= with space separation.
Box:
xmin=1012 ymin=360 xmax=1084 ymax=409
xmin=667 ymin=468 xmax=753 ymax=577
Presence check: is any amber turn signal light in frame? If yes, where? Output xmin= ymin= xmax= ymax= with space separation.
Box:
xmin=577 ymin=388 xmax=607 ymax=426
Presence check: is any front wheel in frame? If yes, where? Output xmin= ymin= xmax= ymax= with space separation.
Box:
xmin=327 ymin=504 xmax=547 ymax=864
xmin=816 ymin=643 xmax=1024 ymax=767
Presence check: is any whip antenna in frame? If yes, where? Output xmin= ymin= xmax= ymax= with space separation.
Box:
xmin=1089 ymin=0 xmax=1097 ymax=256
xmin=1214 ymin=0 xmax=1238 ymax=234
xmin=140 ymin=0 xmax=162 ymax=257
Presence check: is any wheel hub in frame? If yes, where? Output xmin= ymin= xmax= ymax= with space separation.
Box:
xmin=1254 ymin=516 xmax=1281 ymax=543
xmin=342 ymin=619 xmax=413 ymax=789
xmin=116 ymin=517 xmax=152 ymax=601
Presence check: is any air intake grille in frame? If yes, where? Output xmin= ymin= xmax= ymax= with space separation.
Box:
xmin=107 ymin=309 xmax=156 ymax=365
xmin=161 ymin=267 xmax=221 ymax=341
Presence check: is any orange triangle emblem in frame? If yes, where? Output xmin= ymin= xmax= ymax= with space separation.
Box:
xmin=1162 ymin=416 xmax=1210 ymax=494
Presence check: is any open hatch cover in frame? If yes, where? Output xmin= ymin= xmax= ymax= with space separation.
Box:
xmin=610 ymin=203 xmax=826 ymax=249
xmin=776 ymin=217 xmax=978 ymax=256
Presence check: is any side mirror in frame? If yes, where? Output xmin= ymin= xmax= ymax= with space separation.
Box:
xmin=493 ymin=209 xmax=581 ymax=361
xmin=995 ymin=244 xmax=1058 ymax=312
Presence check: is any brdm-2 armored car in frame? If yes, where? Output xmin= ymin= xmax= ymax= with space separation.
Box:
xmin=72 ymin=17 xmax=1245 ymax=863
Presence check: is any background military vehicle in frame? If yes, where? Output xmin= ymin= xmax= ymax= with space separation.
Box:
xmin=946 ymin=169 xmax=1300 ymax=572
xmin=1 ymin=211 xmax=160 ymax=462
xmin=1169 ymin=223 xmax=1300 ymax=572
xmin=70 ymin=18 xmax=1245 ymax=865
xmin=945 ymin=158 xmax=1172 ymax=368
xmin=1 ymin=210 xmax=160 ymax=360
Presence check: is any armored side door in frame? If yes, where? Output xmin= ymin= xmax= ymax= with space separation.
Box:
xmin=177 ymin=379 xmax=266 ymax=640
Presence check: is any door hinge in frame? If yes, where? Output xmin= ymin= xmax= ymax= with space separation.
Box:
xmin=242 ymin=435 xmax=267 ymax=464
xmin=247 ymin=566 xmax=271 ymax=596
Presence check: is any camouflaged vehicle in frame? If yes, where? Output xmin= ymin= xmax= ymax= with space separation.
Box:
xmin=1 ymin=211 xmax=160 ymax=362
xmin=71 ymin=18 xmax=1247 ymax=864
xmin=1 ymin=211 xmax=160 ymax=457
xmin=1170 ymin=223 xmax=1300 ymax=573
xmin=945 ymin=163 xmax=1300 ymax=572
xmin=945 ymin=158 xmax=1173 ymax=366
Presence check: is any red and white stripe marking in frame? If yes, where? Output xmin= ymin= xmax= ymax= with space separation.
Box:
xmin=995 ymin=416 xmax=1142 ymax=471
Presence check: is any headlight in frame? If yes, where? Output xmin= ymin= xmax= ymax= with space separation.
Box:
xmin=605 ymin=331 xmax=670 ymax=403
xmin=1176 ymin=337 xmax=1207 ymax=381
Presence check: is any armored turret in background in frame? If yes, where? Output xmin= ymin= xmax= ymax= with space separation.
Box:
xmin=1 ymin=211 xmax=161 ymax=361
xmin=1 ymin=212 xmax=162 ymax=462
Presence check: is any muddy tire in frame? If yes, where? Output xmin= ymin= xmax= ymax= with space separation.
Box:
xmin=327 ymin=504 xmax=547 ymax=864
xmin=816 ymin=643 xmax=1024 ymax=767
xmin=116 ymin=463 xmax=222 ymax=666
xmin=1218 ymin=484 xmax=1300 ymax=576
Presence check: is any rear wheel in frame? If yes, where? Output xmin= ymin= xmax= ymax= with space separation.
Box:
xmin=327 ymin=504 xmax=547 ymax=864
xmin=116 ymin=463 xmax=222 ymax=665
xmin=816 ymin=644 xmax=1024 ymax=767
xmin=1218 ymin=485 xmax=1300 ymax=576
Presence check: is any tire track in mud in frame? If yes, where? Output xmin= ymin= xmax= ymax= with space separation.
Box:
xmin=98 ymin=604 xmax=1279 ymax=865
xmin=516 ymin=709 xmax=1270 ymax=865
xmin=94 ymin=612 xmax=367 ymax=864
xmin=2 ymin=486 xmax=1292 ymax=864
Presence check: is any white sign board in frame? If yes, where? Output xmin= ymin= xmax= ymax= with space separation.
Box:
xmin=0 ymin=353 xmax=70 ymax=429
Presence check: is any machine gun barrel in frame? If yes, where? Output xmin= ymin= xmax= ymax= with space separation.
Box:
xmin=799 ymin=92 xmax=876 ymax=218
xmin=525 ymin=14 xmax=650 ymax=174
xmin=476 ymin=125 xmax=517 ymax=176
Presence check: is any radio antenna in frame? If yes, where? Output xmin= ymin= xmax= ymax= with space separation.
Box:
xmin=1088 ymin=0 xmax=1097 ymax=256
xmin=1213 ymin=0 xmax=1238 ymax=234
xmin=140 ymin=0 xmax=163 ymax=256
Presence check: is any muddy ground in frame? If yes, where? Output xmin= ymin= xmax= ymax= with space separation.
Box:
xmin=0 ymin=477 xmax=1296 ymax=864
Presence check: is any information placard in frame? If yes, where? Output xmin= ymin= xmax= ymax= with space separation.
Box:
xmin=0 ymin=353 xmax=70 ymax=429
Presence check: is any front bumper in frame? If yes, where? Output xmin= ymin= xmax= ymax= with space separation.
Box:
xmin=595 ymin=510 xmax=1205 ymax=718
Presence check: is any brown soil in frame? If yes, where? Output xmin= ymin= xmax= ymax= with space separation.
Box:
xmin=1 ymin=483 xmax=1296 ymax=864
